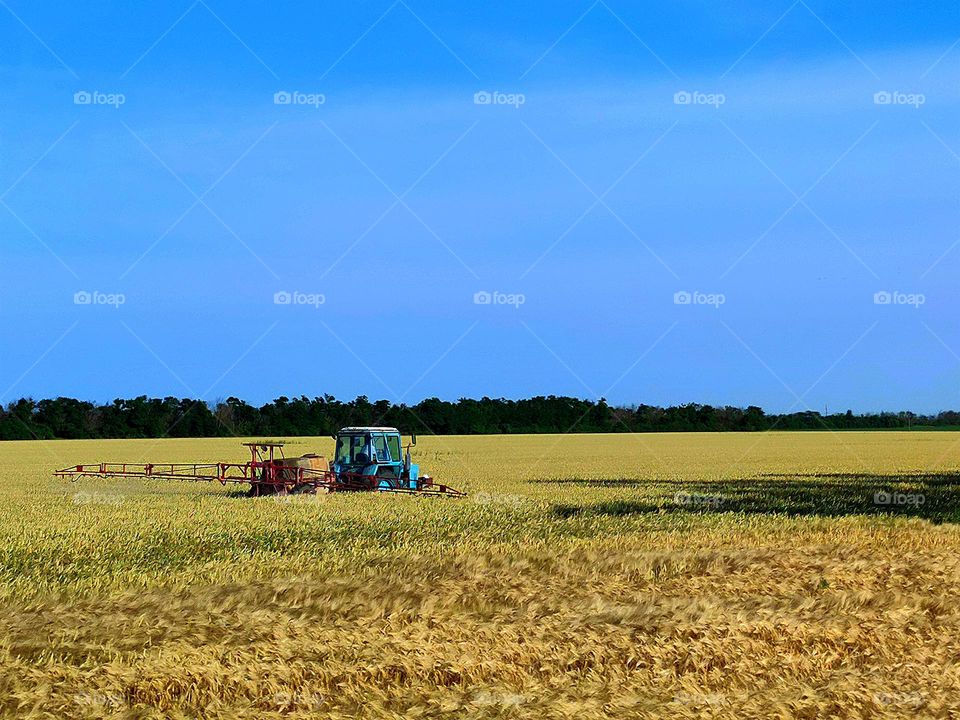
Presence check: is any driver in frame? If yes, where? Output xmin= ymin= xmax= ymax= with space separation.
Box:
xmin=355 ymin=433 xmax=375 ymax=465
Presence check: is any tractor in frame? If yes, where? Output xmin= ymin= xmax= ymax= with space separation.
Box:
xmin=332 ymin=426 xmax=429 ymax=489
xmin=55 ymin=427 xmax=464 ymax=497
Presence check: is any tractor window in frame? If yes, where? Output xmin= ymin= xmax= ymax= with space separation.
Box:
xmin=352 ymin=435 xmax=368 ymax=463
xmin=336 ymin=435 xmax=367 ymax=464
xmin=372 ymin=434 xmax=389 ymax=462
xmin=387 ymin=435 xmax=401 ymax=463
xmin=335 ymin=437 xmax=349 ymax=463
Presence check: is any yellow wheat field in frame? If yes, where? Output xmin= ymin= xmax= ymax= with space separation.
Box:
xmin=1 ymin=432 xmax=960 ymax=718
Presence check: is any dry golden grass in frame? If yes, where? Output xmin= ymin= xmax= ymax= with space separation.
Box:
xmin=1 ymin=432 xmax=959 ymax=718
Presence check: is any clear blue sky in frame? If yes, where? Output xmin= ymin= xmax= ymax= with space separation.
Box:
xmin=1 ymin=1 xmax=958 ymax=413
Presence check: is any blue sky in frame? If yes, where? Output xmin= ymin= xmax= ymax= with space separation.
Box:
xmin=1 ymin=1 xmax=958 ymax=413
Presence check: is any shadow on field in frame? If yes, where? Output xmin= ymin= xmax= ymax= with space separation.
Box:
xmin=546 ymin=473 xmax=960 ymax=523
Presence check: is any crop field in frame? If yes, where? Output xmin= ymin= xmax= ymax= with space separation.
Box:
xmin=1 ymin=432 xmax=960 ymax=718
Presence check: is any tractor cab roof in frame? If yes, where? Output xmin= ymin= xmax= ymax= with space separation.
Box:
xmin=337 ymin=426 xmax=400 ymax=434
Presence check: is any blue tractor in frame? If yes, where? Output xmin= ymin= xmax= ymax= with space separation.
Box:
xmin=332 ymin=426 xmax=446 ymax=493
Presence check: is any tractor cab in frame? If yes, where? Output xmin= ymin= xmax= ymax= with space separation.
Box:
xmin=332 ymin=427 xmax=422 ymax=490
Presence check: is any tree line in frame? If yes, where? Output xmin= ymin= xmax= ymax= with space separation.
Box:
xmin=1 ymin=395 xmax=957 ymax=440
